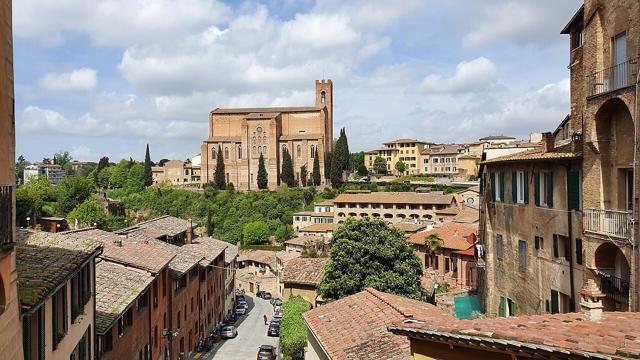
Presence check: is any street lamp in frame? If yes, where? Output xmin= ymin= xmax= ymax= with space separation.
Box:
xmin=162 ymin=329 xmax=180 ymax=360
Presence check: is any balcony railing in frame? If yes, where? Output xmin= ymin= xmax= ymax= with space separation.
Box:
xmin=583 ymin=208 xmax=632 ymax=240
xmin=0 ymin=185 xmax=13 ymax=246
xmin=587 ymin=58 xmax=638 ymax=97
xmin=600 ymin=273 xmax=629 ymax=304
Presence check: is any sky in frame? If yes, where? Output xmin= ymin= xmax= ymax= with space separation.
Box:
xmin=13 ymin=0 xmax=582 ymax=163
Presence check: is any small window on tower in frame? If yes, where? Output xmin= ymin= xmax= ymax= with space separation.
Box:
xmin=321 ymin=91 xmax=326 ymax=104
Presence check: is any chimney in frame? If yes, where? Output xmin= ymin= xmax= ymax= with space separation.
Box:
xmin=580 ymin=279 xmax=606 ymax=322
xmin=570 ymin=132 xmax=583 ymax=153
xmin=186 ymin=218 xmax=193 ymax=244
xmin=541 ymin=132 xmax=554 ymax=153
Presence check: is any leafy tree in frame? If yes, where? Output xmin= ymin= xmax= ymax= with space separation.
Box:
xmin=124 ymin=163 xmax=145 ymax=194
xmin=144 ymin=144 xmax=153 ymax=187
xmin=57 ymin=176 xmax=94 ymax=214
xmin=257 ymin=153 xmax=268 ymax=190
xmin=319 ymin=218 xmax=424 ymax=301
xmin=97 ymin=166 xmax=114 ymax=189
xmin=53 ymin=151 xmax=72 ymax=166
xmin=93 ymin=156 xmax=110 ymax=187
xmin=16 ymin=177 xmax=56 ymax=226
xmin=300 ymin=165 xmax=308 ymax=187
xmin=110 ymin=159 xmax=132 ymax=188
xmin=312 ymin=148 xmax=321 ymax=186
xmin=424 ymin=234 xmax=442 ymax=253
xmin=280 ymin=148 xmax=295 ymax=187
xmin=280 ymin=296 xmax=312 ymax=360
xmin=373 ymin=156 xmax=387 ymax=174
xmin=68 ymin=199 xmax=108 ymax=229
xmin=395 ymin=160 xmax=406 ymax=174
xmin=351 ymin=151 xmax=364 ymax=173
xmin=274 ymin=224 xmax=294 ymax=243
xmin=206 ymin=209 xmax=214 ymax=237
xmin=357 ymin=163 xmax=368 ymax=177
xmin=214 ymin=145 xmax=226 ymax=189
xmin=242 ymin=220 xmax=271 ymax=245
xmin=342 ymin=128 xmax=351 ymax=171
xmin=158 ymin=158 xmax=170 ymax=167
xmin=16 ymin=155 xmax=30 ymax=184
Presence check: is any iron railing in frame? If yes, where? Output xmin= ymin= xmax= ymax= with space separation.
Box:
xmin=583 ymin=208 xmax=632 ymax=240
xmin=587 ymin=57 xmax=638 ymax=97
xmin=600 ymin=273 xmax=629 ymax=304
xmin=0 ymin=185 xmax=13 ymax=246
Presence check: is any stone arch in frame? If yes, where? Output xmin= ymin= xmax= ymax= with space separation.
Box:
xmin=348 ymin=212 xmax=357 ymax=217
xmin=396 ymin=214 xmax=406 ymax=219
xmin=383 ymin=213 xmax=393 ymax=219
xmin=372 ymin=213 xmax=380 ymax=218
xmin=359 ymin=213 xmax=368 ymax=217
xmin=337 ymin=212 xmax=345 ymax=217
xmin=594 ymin=242 xmax=630 ymax=280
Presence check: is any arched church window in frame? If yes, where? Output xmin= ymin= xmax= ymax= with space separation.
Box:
xmin=297 ymin=145 xmax=301 ymax=158
xmin=311 ymin=145 xmax=316 ymax=158
xmin=252 ymin=136 xmax=256 ymax=145
xmin=238 ymin=145 xmax=242 ymax=159
xmin=263 ymin=136 xmax=267 ymax=145
xmin=263 ymin=146 xmax=267 ymax=154
xmin=211 ymin=148 xmax=216 ymax=159
xmin=321 ymin=91 xmax=326 ymax=104
xmin=224 ymin=147 xmax=229 ymax=160
xmin=282 ymin=144 xmax=287 ymax=153
xmin=253 ymin=146 xmax=257 ymax=156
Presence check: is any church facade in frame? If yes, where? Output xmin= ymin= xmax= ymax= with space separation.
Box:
xmin=201 ymin=80 xmax=334 ymax=191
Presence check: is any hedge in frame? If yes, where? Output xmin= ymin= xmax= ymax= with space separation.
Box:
xmin=280 ymin=296 xmax=312 ymax=360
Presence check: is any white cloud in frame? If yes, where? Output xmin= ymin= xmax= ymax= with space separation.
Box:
xmin=38 ymin=68 xmax=97 ymax=93
xmin=21 ymin=106 xmax=113 ymax=136
xmin=70 ymin=145 xmax=97 ymax=161
xmin=420 ymin=57 xmax=497 ymax=94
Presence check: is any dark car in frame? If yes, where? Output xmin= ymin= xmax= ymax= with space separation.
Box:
xmin=270 ymin=317 xmax=282 ymax=326
xmin=257 ymin=345 xmax=277 ymax=360
xmin=267 ymin=322 xmax=280 ymax=337
xmin=262 ymin=292 xmax=272 ymax=300
xmin=256 ymin=291 xmax=265 ymax=298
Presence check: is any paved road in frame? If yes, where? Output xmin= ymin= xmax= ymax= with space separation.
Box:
xmin=195 ymin=294 xmax=278 ymax=359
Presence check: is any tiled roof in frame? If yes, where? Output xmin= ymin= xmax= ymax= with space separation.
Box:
xmin=482 ymin=143 xmax=581 ymax=164
xmin=66 ymin=228 xmax=175 ymax=274
xmin=299 ymin=224 xmax=337 ymax=233
xmin=117 ymin=215 xmax=194 ymax=239
xmin=479 ymin=135 xmax=516 ymax=141
xmin=285 ymin=235 xmax=325 ymax=246
xmin=382 ymin=138 xmax=428 ymax=144
xmin=316 ymin=200 xmax=334 ymax=206
xmin=16 ymin=229 xmax=102 ymax=308
xmin=389 ymin=312 xmax=640 ymax=360
xmin=211 ymin=106 xmax=320 ymax=114
xmin=435 ymin=207 xmax=459 ymax=215
xmin=408 ymin=223 xmax=478 ymax=250
xmin=393 ymin=222 xmax=428 ymax=233
xmin=283 ymin=258 xmax=328 ymax=285
xmin=238 ymin=250 xmax=279 ymax=269
xmin=333 ymin=192 xmax=454 ymax=205
xmin=169 ymin=246 xmax=205 ymax=276
xmin=423 ymin=144 xmax=464 ymax=155
xmin=303 ymin=288 xmax=451 ymax=360
xmin=95 ymin=260 xmax=153 ymax=335
xmin=453 ymin=208 xmax=480 ymax=224
xmin=293 ymin=211 xmax=334 ymax=217
xmin=181 ymin=237 xmax=227 ymax=267
xmin=224 ymin=244 xmax=239 ymax=264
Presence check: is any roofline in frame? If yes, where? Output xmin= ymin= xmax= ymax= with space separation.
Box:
xmin=210 ymin=106 xmax=321 ymax=115
xmin=482 ymin=153 xmax=582 ymax=165
xmin=560 ymin=5 xmax=584 ymax=34
xmin=387 ymin=325 xmax=612 ymax=360
xmin=303 ymin=317 xmax=333 ymax=359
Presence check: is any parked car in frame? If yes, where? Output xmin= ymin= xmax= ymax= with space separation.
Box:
xmin=257 ymin=345 xmax=277 ymax=360
xmin=274 ymin=306 xmax=283 ymax=317
xmin=262 ymin=292 xmax=272 ymax=300
xmin=238 ymin=299 xmax=248 ymax=309
xmin=235 ymin=305 xmax=246 ymax=316
xmin=270 ymin=317 xmax=282 ymax=326
xmin=256 ymin=291 xmax=266 ymax=298
xmin=267 ymin=322 xmax=280 ymax=337
xmin=220 ymin=325 xmax=238 ymax=339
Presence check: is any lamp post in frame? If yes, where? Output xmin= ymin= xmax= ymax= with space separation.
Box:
xmin=162 ymin=329 xmax=179 ymax=360
xmin=26 ymin=217 xmax=30 ymax=228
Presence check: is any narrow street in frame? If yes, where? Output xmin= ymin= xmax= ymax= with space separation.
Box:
xmin=193 ymin=294 xmax=279 ymax=359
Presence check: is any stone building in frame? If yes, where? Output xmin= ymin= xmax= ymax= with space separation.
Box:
xmin=0 ymin=0 xmax=23 ymax=357
xmin=200 ymin=80 xmax=333 ymax=190
xmin=282 ymin=257 xmax=328 ymax=307
xmin=364 ymin=139 xmax=432 ymax=176
xmin=151 ymin=156 xmax=202 ymax=186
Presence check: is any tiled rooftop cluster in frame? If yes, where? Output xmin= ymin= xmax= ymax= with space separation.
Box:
xmin=117 ymin=215 xmax=194 ymax=238
xmin=282 ymin=258 xmax=328 ymax=286
xmin=333 ymin=192 xmax=455 ymax=205
xmin=408 ymin=222 xmax=478 ymax=252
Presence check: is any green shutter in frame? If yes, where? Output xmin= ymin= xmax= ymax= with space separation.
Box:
xmin=511 ymin=300 xmax=517 ymax=316
xmin=534 ymin=172 xmax=540 ymax=206
xmin=550 ymin=290 xmax=559 ymax=314
xmin=490 ymin=172 xmax=496 ymax=201
xmin=499 ymin=296 xmax=506 ymax=317
xmin=576 ymin=238 xmax=583 ymax=265
xmin=567 ymin=170 xmax=580 ymax=210
xmin=512 ymin=171 xmax=517 ymax=203
xmin=499 ymin=172 xmax=505 ymax=202
xmin=553 ymin=236 xmax=559 ymax=258
xmin=547 ymin=171 xmax=554 ymax=208
xmin=524 ymin=171 xmax=529 ymax=204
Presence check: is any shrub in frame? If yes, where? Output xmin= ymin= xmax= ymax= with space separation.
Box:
xmin=280 ymin=296 xmax=312 ymax=360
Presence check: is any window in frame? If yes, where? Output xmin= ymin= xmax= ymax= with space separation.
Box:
xmin=568 ymin=170 xmax=580 ymax=210
xmin=137 ymin=290 xmax=149 ymax=312
xmin=552 ymin=234 xmax=570 ymax=260
xmin=177 ymin=311 xmax=181 ymax=328
xmin=238 ymin=145 xmax=242 ymax=159
xmin=499 ymin=296 xmax=516 ymax=317
xmin=518 ymin=240 xmax=527 ymax=269
xmin=534 ymin=236 xmax=544 ymax=250
xmin=575 ymin=238 xmax=583 ymax=265
xmin=153 ymin=281 xmax=158 ymax=308
xmin=491 ymin=172 xmax=504 ymax=202
xmin=190 ymin=267 xmax=198 ymax=281
xmin=310 ymin=145 xmax=315 ymax=158
xmin=321 ymin=91 xmax=326 ymax=104
xmin=495 ymin=234 xmax=504 ymax=261
xmin=571 ymin=27 xmax=584 ymax=49
xmin=52 ymin=285 xmax=67 ymax=349
xmin=211 ymin=148 xmax=216 ymax=160
xmin=512 ymin=171 xmax=528 ymax=204
xmin=534 ymin=171 xmax=554 ymax=208
xmin=224 ymin=147 xmax=229 ymax=160
xmin=296 ymin=144 xmax=301 ymax=158
xmin=175 ymin=275 xmax=187 ymax=292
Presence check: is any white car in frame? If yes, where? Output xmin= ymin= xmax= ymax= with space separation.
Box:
xmin=238 ymin=300 xmax=248 ymax=309
xmin=235 ymin=306 xmax=246 ymax=316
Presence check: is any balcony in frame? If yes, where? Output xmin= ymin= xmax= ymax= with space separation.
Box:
xmin=599 ymin=273 xmax=629 ymax=304
xmin=587 ymin=58 xmax=638 ymax=98
xmin=0 ymin=185 xmax=13 ymax=246
xmin=583 ymin=208 xmax=632 ymax=240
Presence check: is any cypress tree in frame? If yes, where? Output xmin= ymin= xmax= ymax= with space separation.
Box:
xmin=300 ymin=165 xmax=308 ymax=187
xmin=312 ymin=148 xmax=321 ymax=186
xmin=324 ymin=151 xmax=332 ymax=184
xmin=144 ymin=144 xmax=153 ymax=187
xmin=214 ymin=145 xmax=226 ymax=189
xmin=257 ymin=153 xmax=268 ymax=190
xmin=342 ymin=128 xmax=351 ymax=171
xmin=280 ymin=148 xmax=295 ymax=187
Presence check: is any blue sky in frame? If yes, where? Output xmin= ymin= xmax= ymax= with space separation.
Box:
xmin=14 ymin=0 xmax=582 ymax=163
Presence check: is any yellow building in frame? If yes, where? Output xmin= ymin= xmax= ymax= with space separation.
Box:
xmin=421 ymin=144 xmax=465 ymax=175
xmin=365 ymin=139 xmax=431 ymax=175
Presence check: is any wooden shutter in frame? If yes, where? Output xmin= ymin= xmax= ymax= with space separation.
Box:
xmin=550 ymin=290 xmax=559 ymax=314
xmin=499 ymin=296 xmax=506 ymax=317
xmin=576 ymin=238 xmax=583 ymax=265
xmin=567 ymin=170 xmax=580 ymax=210
xmin=534 ymin=172 xmax=540 ymax=206
xmin=511 ymin=300 xmax=517 ymax=316
xmin=564 ymin=237 xmax=572 ymax=261
xmin=62 ymin=285 xmax=68 ymax=333
xmin=546 ymin=171 xmax=554 ymax=208
xmin=499 ymin=172 xmax=505 ymax=202
xmin=553 ymin=235 xmax=559 ymax=258
xmin=512 ymin=171 xmax=518 ymax=203
xmin=524 ymin=171 xmax=529 ymax=204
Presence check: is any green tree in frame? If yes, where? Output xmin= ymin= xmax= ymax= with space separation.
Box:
xmin=275 ymin=224 xmax=294 ymax=243
xmin=395 ymin=160 xmax=406 ymax=175
xmin=280 ymin=148 xmax=295 ymax=187
xmin=242 ymin=220 xmax=271 ymax=245
xmin=319 ymin=218 xmax=424 ymax=301
xmin=93 ymin=156 xmax=110 ymax=187
xmin=342 ymin=128 xmax=351 ymax=171
xmin=312 ymin=148 xmax=321 ymax=186
xmin=330 ymin=128 xmax=351 ymax=187
xmin=300 ymin=165 xmax=308 ymax=187
xmin=257 ymin=153 xmax=268 ymax=190
xmin=280 ymin=296 xmax=312 ymax=360
xmin=16 ymin=155 xmax=30 ymax=184
xmin=57 ymin=176 xmax=94 ymax=214
xmin=68 ymin=199 xmax=108 ymax=229
xmin=53 ymin=151 xmax=72 ymax=166
xmin=214 ymin=145 xmax=226 ymax=189
xmin=110 ymin=159 xmax=132 ymax=188
xmin=324 ymin=151 xmax=332 ymax=183
xmin=144 ymin=144 xmax=153 ymax=187
xmin=124 ymin=163 xmax=145 ymax=194
xmin=357 ymin=163 xmax=368 ymax=177
xmin=424 ymin=234 xmax=442 ymax=253
xmin=351 ymin=151 xmax=364 ymax=173
xmin=373 ymin=156 xmax=387 ymax=174
xmin=206 ymin=209 xmax=214 ymax=237
xmin=16 ymin=177 xmax=56 ymax=226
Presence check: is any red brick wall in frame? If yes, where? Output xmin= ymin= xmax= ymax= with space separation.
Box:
xmin=171 ymin=270 xmax=200 ymax=360
xmin=102 ymin=304 xmax=150 ymax=360
xmin=151 ymin=268 xmax=171 ymax=360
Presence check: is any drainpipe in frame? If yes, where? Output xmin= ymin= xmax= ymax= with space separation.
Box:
xmin=564 ymin=161 xmax=576 ymax=311
xmin=632 ymin=67 xmax=639 ymax=311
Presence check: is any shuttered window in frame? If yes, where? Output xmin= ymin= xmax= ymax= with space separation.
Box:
xmin=550 ymin=290 xmax=560 ymax=314
xmin=568 ymin=170 xmax=580 ymax=210
xmin=495 ymin=234 xmax=504 ymax=261
xmin=518 ymin=240 xmax=528 ymax=269
xmin=576 ymin=238 xmax=583 ymax=265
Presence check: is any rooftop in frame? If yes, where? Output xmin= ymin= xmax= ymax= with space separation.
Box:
xmin=117 ymin=215 xmax=194 ymax=239
xmin=95 ymin=260 xmax=154 ymax=335
xmin=382 ymin=138 xmax=429 ymax=145
xmin=284 ymin=235 xmax=325 ymax=247
xmin=479 ymin=135 xmax=516 ymax=141
xmin=482 ymin=142 xmax=581 ymax=164
xmin=389 ymin=311 xmax=640 ymax=360
xmin=282 ymin=258 xmax=328 ymax=286
xmin=169 ymin=246 xmax=205 ymax=276
xmin=408 ymin=223 xmax=478 ymax=251
xmin=333 ymin=192 xmax=455 ymax=206
xmin=316 ymin=200 xmax=334 ymax=206
xmin=293 ymin=211 xmax=334 ymax=217
xmin=452 ymin=208 xmax=480 ymax=224
xmin=16 ymin=229 xmax=103 ymax=308
xmin=393 ymin=222 xmax=428 ymax=233
xmin=423 ymin=144 xmax=464 ymax=155
xmin=299 ymin=223 xmax=337 ymax=233
xmin=303 ymin=288 xmax=452 ymax=360
xmin=211 ymin=106 xmax=320 ymax=115
xmin=181 ymin=237 xmax=227 ymax=267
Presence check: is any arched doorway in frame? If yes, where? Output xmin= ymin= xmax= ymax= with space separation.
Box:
xmin=594 ymin=242 xmax=630 ymax=309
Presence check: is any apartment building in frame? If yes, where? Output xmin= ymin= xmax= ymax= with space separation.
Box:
xmin=23 ymin=163 xmax=67 ymax=185
xmin=152 ymin=156 xmax=202 ymax=186
xmin=422 ymin=144 xmax=465 ymax=175
xmin=0 ymin=0 xmax=23 ymax=357
xmin=365 ymin=139 xmax=432 ymax=175
xmin=17 ymin=230 xmax=101 ymax=360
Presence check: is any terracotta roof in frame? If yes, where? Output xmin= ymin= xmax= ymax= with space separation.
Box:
xmin=299 ymin=224 xmax=337 ymax=233
xmin=479 ymin=135 xmax=516 ymax=141
xmin=66 ymin=228 xmax=175 ymax=274
xmin=303 ymin=288 xmax=452 ymax=360
xmin=283 ymin=258 xmax=328 ymax=285
xmin=333 ymin=192 xmax=454 ymax=205
xmin=169 ymin=246 xmax=204 ymax=276
xmin=285 ymin=235 xmax=324 ymax=246
xmin=389 ymin=312 xmax=640 ymax=360
xmin=435 ymin=207 xmax=459 ymax=215
xmin=408 ymin=223 xmax=478 ymax=250
xmin=95 ymin=260 xmax=153 ymax=335
xmin=238 ymin=249 xmax=300 ymax=268
xmin=423 ymin=144 xmax=464 ymax=155
xmin=457 ymin=154 xmax=480 ymax=160
xmin=16 ymin=229 xmax=102 ymax=308
xmin=211 ymin=106 xmax=320 ymax=114
xmin=393 ymin=222 xmax=428 ymax=233
xmin=117 ymin=215 xmax=194 ymax=239
xmin=382 ymin=138 xmax=429 ymax=145
xmin=204 ymin=136 xmax=242 ymax=143
xmin=316 ymin=200 xmax=334 ymax=206
xmin=293 ymin=211 xmax=334 ymax=217
xmin=181 ymin=237 xmax=227 ymax=267
xmin=453 ymin=208 xmax=480 ymax=224
xmin=482 ymin=143 xmax=581 ymax=164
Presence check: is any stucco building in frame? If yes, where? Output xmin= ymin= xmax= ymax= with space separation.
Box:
xmin=365 ymin=139 xmax=432 ymax=176
xmin=152 ymin=156 xmax=202 ymax=186
xmin=200 ymin=80 xmax=333 ymax=190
